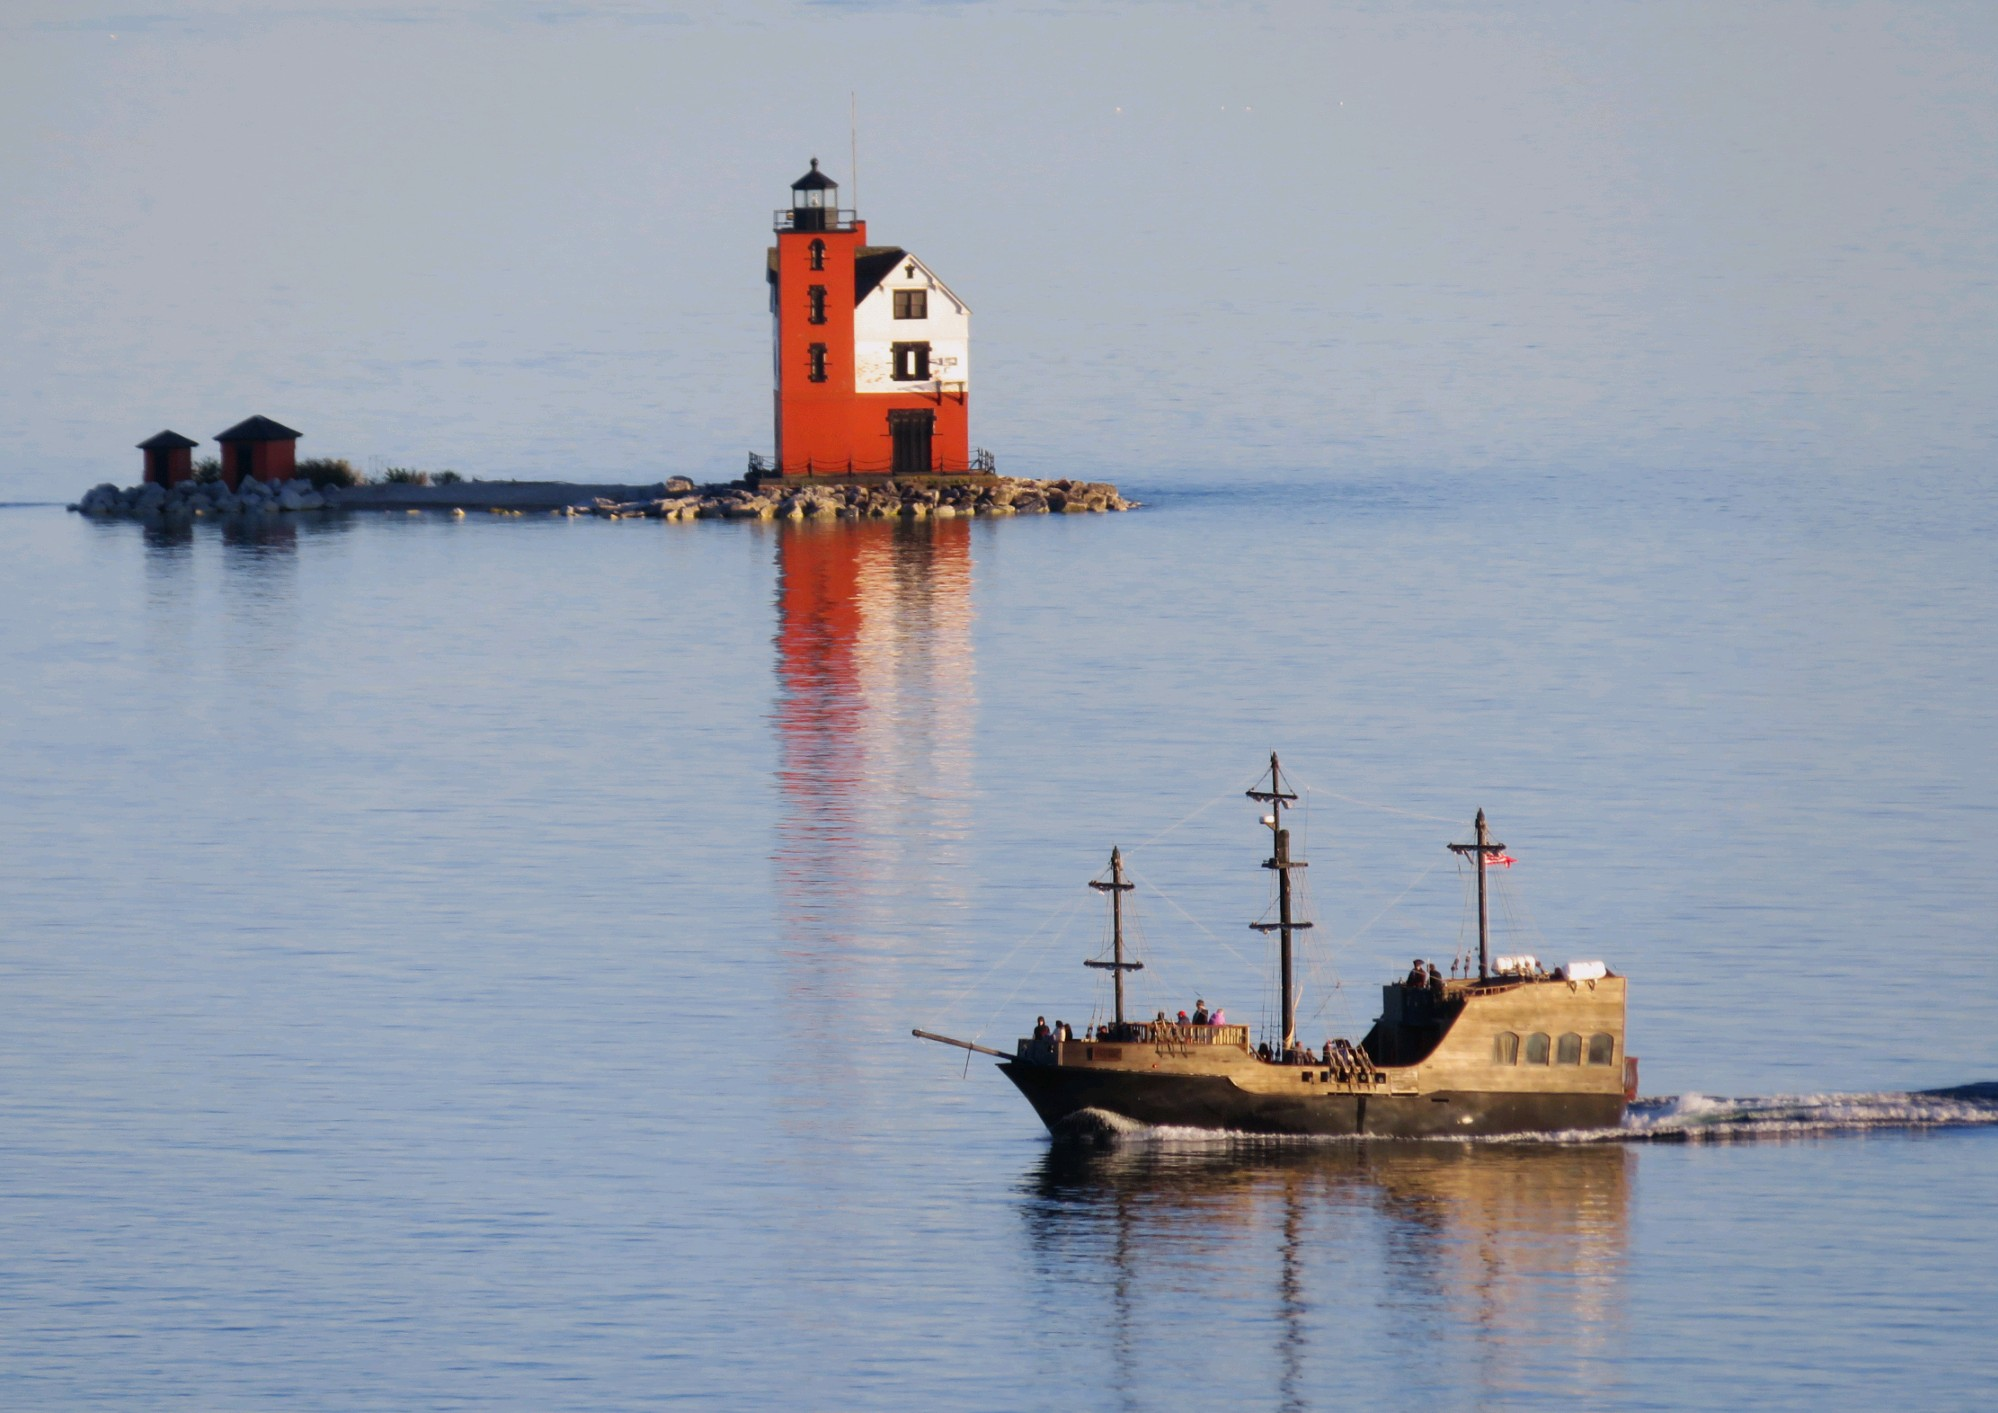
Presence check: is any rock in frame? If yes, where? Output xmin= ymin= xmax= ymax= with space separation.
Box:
xmin=933 ymin=504 xmax=956 ymax=519
xmin=451 ymin=508 xmax=466 ymax=519
xmin=665 ymin=476 xmax=695 ymax=493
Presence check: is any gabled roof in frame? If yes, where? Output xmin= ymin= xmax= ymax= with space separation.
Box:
xmin=137 ymin=430 xmax=198 ymax=451
xmin=855 ymin=249 xmax=970 ymax=316
xmin=854 ymin=246 xmax=907 ymax=305
xmin=215 ymin=415 xmax=302 ymax=443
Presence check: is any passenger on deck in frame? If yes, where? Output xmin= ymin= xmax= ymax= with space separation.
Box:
xmin=1406 ymin=959 xmax=1427 ymax=989
xmin=1176 ymin=1009 xmax=1190 ymax=1029
xmin=1191 ymin=1000 xmax=1209 ymax=1026
xmin=1428 ymin=963 xmax=1446 ymax=1004
xmin=1210 ymin=1006 xmax=1225 ymax=1025
xmin=1257 ymin=1043 xmax=1272 ymax=1061
xmin=1055 ymin=1020 xmax=1071 ymax=1042
xmin=1033 ymin=1016 xmax=1051 ymax=1041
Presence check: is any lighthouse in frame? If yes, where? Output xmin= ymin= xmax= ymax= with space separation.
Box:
xmin=767 ymin=159 xmax=973 ymax=478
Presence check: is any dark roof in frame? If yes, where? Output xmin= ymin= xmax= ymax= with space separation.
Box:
xmin=215 ymin=415 xmax=302 ymax=443
xmin=791 ymin=157 xmax=837 ymax=192
xmin=137 ymin=430 xmax=198 ymax=451
xmin=854 ymin=246 xmax=908 ymax=305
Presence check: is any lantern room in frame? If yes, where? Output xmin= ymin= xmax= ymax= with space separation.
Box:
xmin=786 ymin=158 xmax=843 ymax=233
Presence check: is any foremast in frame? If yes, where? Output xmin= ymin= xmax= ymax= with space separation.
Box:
xmin=1248 ymin=753 xmax=1312 ymax=1058
xmin=1085 ymin=846 xmax=1142 ymax=1025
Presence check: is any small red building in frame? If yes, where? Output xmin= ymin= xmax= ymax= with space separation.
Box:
xmin=138 ymin=430 xmax=199 ymax=487
xmin=767 ymin=160 xmax=972 ymax=477
xmin=214 ymin=416 xmax=301 ymax=489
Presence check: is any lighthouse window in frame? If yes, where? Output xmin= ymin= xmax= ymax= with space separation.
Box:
xmin=1524 ymin=1032 xmax=1550 ymax=1065
xmin=807 ymin=285 xmax=827 ymax=325
xmin=808 ymin=239 xmax=826 ymax=271
xmin=807 ymin=343 xmax=828 ymax=382
xmin=1586 ymin=1032 xmax=1615 ymax=1066
xmin=891 ymin=342 xmax=931 ymax=381
xmin=1556 ymin=1033 xmax=1583 ymax=1066
xmin=1492 ymin=1032 xmax=1519 ymax=1066
xmin=893 ymin=289 xmax=928 ymax=320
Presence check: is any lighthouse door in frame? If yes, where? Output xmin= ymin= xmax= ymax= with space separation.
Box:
xmin=888 ymin=410 xmax=934 ymax=477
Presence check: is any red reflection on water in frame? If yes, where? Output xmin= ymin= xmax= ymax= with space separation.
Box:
xmin=771 ymin=516 xmax=976 ymax=949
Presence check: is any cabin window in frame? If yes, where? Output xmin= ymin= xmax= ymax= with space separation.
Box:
xmin=1493 ymin=1032 xmax=1519 ymax=1066
xmin=1556 ymin=1033 xmax=1582 ymax=1066
xmin=808 ymin=239 xmax=826 ymax=271
xmin=891 ymin=341 xmax=931 ymax=381
xmin=807 ymin=285 xmax=828 ymax=325
xmin=807 ymin=343 xmax=828 ymax=383
xmin=893 ymin=288 xmax=928 ymax=320
xmin=1586 ymin=1032 xmax=1615 ymax=1066
xmin=1524 ymin=1032 xmax=1550 ymax=1065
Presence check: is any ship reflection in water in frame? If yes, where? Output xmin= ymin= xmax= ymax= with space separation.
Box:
xmin=772 ymin=518 xmax=976 ymax=1042
xmin=1023 ymin=1140 xmax=1630 ymax=1408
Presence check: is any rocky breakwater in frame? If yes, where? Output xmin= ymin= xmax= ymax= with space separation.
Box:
xmin=586 ymin=477 xmax=1134 ymax=522
xmin=71 ymin=477 xmax=332 ymax=520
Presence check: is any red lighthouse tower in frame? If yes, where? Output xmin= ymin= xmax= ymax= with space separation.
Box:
xmin=768 ymin=160 xmax=972 ymax=478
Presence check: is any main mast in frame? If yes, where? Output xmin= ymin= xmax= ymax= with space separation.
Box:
xmin=1085 ymin=846 xmax=1141 ymax=1026
xmin=1448 ymin=808 xmax=1507 ymax=981
xmin=1248 ymin=753 xmax=1311 ymax=1058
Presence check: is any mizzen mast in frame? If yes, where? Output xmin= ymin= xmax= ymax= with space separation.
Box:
xmin=1085 ymin=846 xmax=1142 ymax=1026
xmin=1448 ymin=808 xmax=1507 ymax=981
xmin=1248 ymin=753 xmax=1312 ymax=1058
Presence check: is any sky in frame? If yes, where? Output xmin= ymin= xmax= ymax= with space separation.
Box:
xmin=3 ymin=0 xmax=1994 ymax=499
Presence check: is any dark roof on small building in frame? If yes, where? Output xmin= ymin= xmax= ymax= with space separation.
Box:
xmin=854 ymin=246 xmax=908 ymax=305
xmin=791 ymin=157 xmax=837 ymax=192
xmin=137 ymin=430 xmax=199 ymax=451
xmin=215 ymin=415 xmax=302 ymax=443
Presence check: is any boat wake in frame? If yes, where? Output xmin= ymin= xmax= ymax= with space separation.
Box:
xmin=1048 ymin=1085 xmax=1998 ymax=1148
xmin=1613 ymin=1084 xmax=1998 ymax=1143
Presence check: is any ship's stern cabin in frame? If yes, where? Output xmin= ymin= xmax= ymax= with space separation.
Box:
xmin=1364 ymin=959 xmax=1632 ymax=1099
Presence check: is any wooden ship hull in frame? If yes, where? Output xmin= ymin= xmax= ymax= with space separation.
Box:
xmin=999 ymin=976 xmax=1631 ymax=1139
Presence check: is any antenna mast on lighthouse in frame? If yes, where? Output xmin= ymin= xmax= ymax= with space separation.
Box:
xmin=1085 ymin=846 xmax=1142 ymax=1027
xmin=1248 ymin=753 xmax=1312 ymax=1058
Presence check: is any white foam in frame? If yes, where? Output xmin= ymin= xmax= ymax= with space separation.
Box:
xmin=1047 ymin=1089 xmax=1998 ymax=1149
xmin=1618 ymin=1090 xmax=1998 ymax=1142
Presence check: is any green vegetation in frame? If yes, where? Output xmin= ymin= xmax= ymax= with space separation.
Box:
xmin=381 ymin=467 xmax=430 ymax=486
xmin=296 ymin=457 xmax=365 ymax=489
xmin=433 ymin=470 xmax=464 ymax=485
xmin=193 ymin=456 xmax=222 ymax=484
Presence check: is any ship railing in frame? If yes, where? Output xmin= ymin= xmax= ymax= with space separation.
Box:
xmin=1062 ymin=1023 xmax=1250 ymax=1050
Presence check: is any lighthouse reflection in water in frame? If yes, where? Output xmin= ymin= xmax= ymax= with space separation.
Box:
xmin=772 ymin=517 xmax=975 ymax=1041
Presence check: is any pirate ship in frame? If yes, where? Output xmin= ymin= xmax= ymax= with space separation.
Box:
xmin=916 ymin=756 xmax=1635 ymax=1138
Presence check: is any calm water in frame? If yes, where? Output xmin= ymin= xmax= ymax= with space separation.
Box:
xmin=4 ymin=469 xmax=1997 ymax=1409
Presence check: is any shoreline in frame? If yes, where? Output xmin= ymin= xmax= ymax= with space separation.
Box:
xmin=70 ymin=475 xmax=1134 ymax=522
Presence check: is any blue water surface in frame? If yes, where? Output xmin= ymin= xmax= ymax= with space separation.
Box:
xmin=2 ymin=467 xmax=1995 ymax=1409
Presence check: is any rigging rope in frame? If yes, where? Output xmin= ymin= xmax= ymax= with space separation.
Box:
xmin=1285 ymin=771 xmax=1461 ymax=827
xmin=1120 ymin=765 xmax=1269 ymax=861
xmin=933 ymin=890 xmax=1086 ymax=1024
